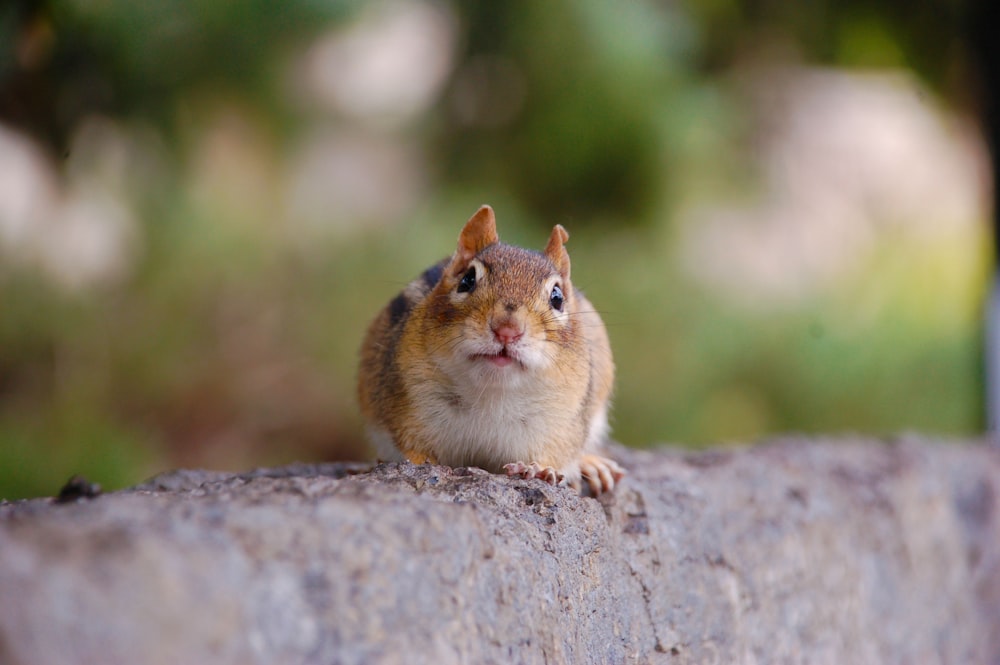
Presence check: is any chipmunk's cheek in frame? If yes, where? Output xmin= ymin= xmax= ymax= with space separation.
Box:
xmin=511 ymin=344 xmax=549 ymax=371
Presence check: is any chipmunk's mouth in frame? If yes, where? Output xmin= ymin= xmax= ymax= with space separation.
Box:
xmin=472 ymin=347 xmax=518 ymax=368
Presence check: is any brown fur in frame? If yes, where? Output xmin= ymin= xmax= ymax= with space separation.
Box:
xmin=357 ymin=205 xmax=621 ymax=493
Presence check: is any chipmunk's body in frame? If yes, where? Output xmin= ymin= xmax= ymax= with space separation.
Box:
xmin=357 ymin=205 xmax=623 ymax=494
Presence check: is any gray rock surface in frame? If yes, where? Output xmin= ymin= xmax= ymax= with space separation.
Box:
xmin=1 ymin=437 xmax=999 ymax=665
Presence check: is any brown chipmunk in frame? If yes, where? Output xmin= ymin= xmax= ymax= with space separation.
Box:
xmin=357 ymin=205 xmax=624 ymax=495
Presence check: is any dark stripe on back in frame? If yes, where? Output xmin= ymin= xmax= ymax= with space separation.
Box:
xmin=388 ymin=293 xmax=409 ymax=328
xmin=421 ymin=261 xmax=446 ymax=290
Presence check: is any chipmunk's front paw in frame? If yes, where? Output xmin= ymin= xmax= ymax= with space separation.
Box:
xmin=503 ymin=461 xmax=566 ymax=487
xmin=578 ymin=455 xmax=626 ymax=496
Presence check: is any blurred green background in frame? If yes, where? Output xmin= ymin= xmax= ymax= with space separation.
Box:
xmin=0 ymin=0 xmax=990 ymax=499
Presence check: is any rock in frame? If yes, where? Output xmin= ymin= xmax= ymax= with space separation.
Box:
xmin=1 ymin=437 xmax=998 ymax=664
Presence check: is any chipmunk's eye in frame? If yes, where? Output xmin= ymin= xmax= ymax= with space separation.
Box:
xmin=549 ymin=284 xmax=564 ymax=311
xmin=457 ymin=267 xmax=477 ymax=294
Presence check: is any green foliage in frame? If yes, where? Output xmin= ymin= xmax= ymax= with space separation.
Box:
xmin=0 ymin=0 xmax=987 ymax=499
xmin=580 ymin=231 xmax=987 ymax=448
xmin=444 ymin=0 xmax=696 ymax=225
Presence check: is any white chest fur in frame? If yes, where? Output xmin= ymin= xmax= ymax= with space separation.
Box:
xmin=408 ymin=367 xmax=568 ymax=470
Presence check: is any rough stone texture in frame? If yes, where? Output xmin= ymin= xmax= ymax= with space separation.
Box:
xmin=1 ymin=437 xmax=999 ymax=665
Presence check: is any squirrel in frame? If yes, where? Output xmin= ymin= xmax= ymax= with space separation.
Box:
xmin=357 ymin=205 xmax=624 ymax=495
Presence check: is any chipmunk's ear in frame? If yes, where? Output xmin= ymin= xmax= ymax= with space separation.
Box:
xmin=454 ymin=205 xmax=499 ymax=266
xmin=544 ymin=224 xmax=571 ymax=281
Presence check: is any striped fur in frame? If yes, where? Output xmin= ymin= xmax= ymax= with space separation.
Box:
xmin=357 ymin=206 xmax=618 ymax=491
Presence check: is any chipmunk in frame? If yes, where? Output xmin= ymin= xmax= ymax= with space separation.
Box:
xmin=357 ymin=205 xmax=624 ymax=495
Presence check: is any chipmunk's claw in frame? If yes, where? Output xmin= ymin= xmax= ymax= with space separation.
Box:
xmin=578 ymin=455 xmax=626 ymax=496
xmin=503 ymin=461 xmax=566 ymax=487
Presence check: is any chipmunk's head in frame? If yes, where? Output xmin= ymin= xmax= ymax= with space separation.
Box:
xmin=426 ymin=205 xmax=578 ymax=379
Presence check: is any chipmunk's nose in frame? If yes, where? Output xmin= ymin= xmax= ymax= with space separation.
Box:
xmin=492 ymin=322 xmax=523 ymax=346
